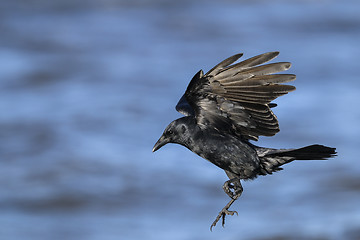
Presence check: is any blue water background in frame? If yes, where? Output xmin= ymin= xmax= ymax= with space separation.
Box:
xmin=1 ymin=0 xmax=360 ymax=239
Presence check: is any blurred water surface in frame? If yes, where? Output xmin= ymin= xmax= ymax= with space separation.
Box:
xmin=1 ymin=0 xmax=360 ymax=239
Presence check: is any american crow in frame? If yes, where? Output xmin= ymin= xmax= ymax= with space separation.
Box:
xmin=152 ymin=52 xmax=336 ymax=230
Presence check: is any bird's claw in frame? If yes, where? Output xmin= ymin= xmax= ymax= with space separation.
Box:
xmin=210 ymin=205 xmax=238 ymax=231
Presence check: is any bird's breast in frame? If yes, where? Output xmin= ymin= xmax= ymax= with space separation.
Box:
xmin=190 ymin=130 xmax=260 ymax=179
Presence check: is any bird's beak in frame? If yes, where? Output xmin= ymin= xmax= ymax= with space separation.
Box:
xmin=152 ymin=135 xmax=168 ymax=152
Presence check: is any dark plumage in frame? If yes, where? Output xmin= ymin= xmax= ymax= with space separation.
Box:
xmin=152 ymin=52 xmax=336 ymax=230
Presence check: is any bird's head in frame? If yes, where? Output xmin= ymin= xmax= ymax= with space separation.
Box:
xmin=152 ymin=117 xmax=196 ymax=152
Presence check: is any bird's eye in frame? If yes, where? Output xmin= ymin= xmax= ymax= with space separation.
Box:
xmin=168 ymin=130 xmax=173 ymax=135
xmin=181 ymin=125 xmax=186 ymax=133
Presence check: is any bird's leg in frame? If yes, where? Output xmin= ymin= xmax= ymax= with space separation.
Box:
xmin=223 ymin=170 xmax=243 ymax=199
xmin=210 ymin=178 xmax=243 ymax=231
xmin=222 ymin=177 xmax=241 ymax=199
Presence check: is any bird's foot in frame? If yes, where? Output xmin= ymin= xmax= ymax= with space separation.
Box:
xmin=210 ymin=198 xmax=238 ymax=231
xmin=211 ymin=177 xmax=243 ymax=230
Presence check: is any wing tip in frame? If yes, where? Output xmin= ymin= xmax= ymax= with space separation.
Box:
xmin=234 ymin=53 xmax=244 ymax=59
xmin=285 ymin=62 xmax=291 ymax=69
xmin=269 ymin=51 xmax=280 ymax=57
xmin=288 ymin=85 xmax=296 ymax=92
xmin=259 ymin=51 xmax=280 ymax=62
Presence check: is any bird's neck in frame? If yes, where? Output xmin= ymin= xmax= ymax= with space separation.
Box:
xmin=179 ymin=118 xmax=220 ymax=156
xmin=176 ymin=116 xmax=201 ymax=150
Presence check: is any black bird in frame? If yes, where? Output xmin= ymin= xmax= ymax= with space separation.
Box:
xmin=152 ymin=52 xmax=336 ymax=230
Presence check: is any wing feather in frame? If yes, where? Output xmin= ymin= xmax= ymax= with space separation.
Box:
xmin=205 ymin=53 xmax=244 ymax=77
xmin=176 ymin=52 xmax=296 ymax=140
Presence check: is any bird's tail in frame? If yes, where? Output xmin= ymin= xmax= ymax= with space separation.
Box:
xmin=257 ymin=144 xmax=336 ymax=175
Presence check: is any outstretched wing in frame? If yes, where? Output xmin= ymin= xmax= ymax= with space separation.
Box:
xmin=175 ymin=52 xmax=296 ymax=141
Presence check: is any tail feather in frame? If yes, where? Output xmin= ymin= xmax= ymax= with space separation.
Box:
xmin=266 ymin=144 xmax=337 ymax=160
xmin=257 ymin=144 xmax=336 ymax=175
